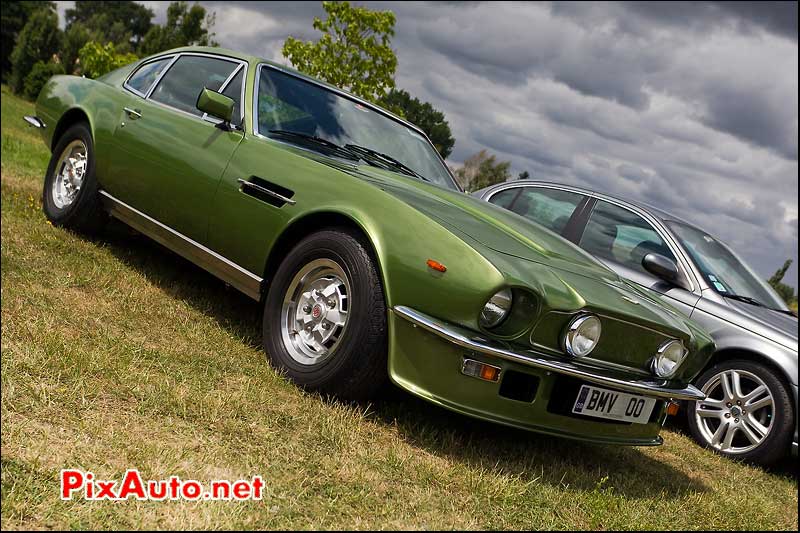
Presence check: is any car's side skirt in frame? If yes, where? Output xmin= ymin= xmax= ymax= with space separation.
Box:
xmin=99 ymin=190 xmax=263 ymax=300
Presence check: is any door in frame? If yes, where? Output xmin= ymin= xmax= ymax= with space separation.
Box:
xmin=486 ymin=186 xmax=590 ymax=241
xmin=107 ymin=53 xmax=247 ymax=243
xmin=575 ymin=199 xmax=700 ymax=313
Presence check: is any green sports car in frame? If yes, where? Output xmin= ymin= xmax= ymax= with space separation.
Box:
xmin=26 ymin=46 xmax=715 ymax=446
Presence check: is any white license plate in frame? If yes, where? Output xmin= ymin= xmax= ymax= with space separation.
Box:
xmin=572 ymin=385 xmax=656 ymax=424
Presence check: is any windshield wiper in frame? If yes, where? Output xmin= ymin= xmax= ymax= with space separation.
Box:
xmin=267 ymin=130 xmax=361 ymax=162
xmin=721 ymin=293 xmax=797 ymax=316
xmin=343 ymin=143 xmax=430 ymax=182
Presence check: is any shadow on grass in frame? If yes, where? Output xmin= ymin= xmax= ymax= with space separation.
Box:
xmin=100 ymin=219 xmax=709 ymax=498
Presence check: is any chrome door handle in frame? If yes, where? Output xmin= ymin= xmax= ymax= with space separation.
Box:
xmin=237 ymin=179 xmax=296 ymax=205
xmin=123 ymin=107 xmax=142 ymax=119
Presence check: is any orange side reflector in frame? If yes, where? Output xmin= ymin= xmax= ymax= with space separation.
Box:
xmin=666 ymin=402 xmax=680 ymax=416
xmin=480 ymin=365 xmax=500 ymax=382
xmin=426 ymin=259 xmax=447 ymax=272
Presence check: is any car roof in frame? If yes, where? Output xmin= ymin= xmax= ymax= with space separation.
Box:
xmin=490 ymin=179 xmax=698 ymax=227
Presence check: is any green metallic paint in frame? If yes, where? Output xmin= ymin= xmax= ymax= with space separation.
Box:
xmin=196 ymin=88 xmax=234 ymax=122
xmin=33 ymin=46 xmax=716 ymax=446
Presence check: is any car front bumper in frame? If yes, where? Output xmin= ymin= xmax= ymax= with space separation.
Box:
xmin=388 ymin=306 xmax=705 ymax=447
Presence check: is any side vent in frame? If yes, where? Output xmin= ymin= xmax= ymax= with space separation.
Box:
xmin=237 ymin=176 xmax=296 ymax=207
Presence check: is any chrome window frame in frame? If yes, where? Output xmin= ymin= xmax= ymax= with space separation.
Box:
xmin=251 ymin=62 xmax=462 ymax=191
xmin=483 ymin=182 xmax=700 ymax=292
xmin=123 ymin=52 xmax=248 ymax=128
xmin=123 ymin=54 xmax=178 ymax=98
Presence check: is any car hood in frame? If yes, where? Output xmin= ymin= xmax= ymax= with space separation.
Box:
xmin=350 ymin=167 xmax=620 ymax=283
xmin=723 ymin=298 xmax=798 ymax=350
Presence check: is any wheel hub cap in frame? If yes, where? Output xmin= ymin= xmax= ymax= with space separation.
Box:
xmin=694 ymin=369 xmax=775 ymax=454
xmin=280 ymin=258 xmax=351 ymax=366
xmin=52 ymin=140 xmax=88 ymax=209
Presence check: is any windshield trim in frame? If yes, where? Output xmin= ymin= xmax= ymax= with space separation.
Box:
xmin=252 ymin=62 xmax=462 ymax=192
xmin=665 ymin=219 xmax=790 ymax=311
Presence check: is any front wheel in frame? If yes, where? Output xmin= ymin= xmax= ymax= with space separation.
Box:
xmin=262 ymin=228 xmax=388 ymax=400
xmin=42 ymin=122 xmax=106 ymax=233
xmin=687 ymin=359 xmax=794 ymax=466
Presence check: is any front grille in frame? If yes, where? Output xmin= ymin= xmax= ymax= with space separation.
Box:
xmin=499 ymin=370 xmax=540 ymax=402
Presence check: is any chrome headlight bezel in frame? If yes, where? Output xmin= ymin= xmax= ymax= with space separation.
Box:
xmin=651 ymin=339 xmax=687 ymax=378
xmin=563 ymin=314 xmax=602 ymax=357
xmin=479 ymin=288 xmax=513 ymax=329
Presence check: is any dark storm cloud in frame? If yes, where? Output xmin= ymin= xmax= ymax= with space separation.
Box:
xmin=122 ymin=1 xmax=796 ymax=287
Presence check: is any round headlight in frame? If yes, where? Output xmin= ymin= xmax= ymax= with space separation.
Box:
xmin=564 ymin=314 xmax=602 ymax=357
xmin=652 ymin=339 xmax=687 ymax=377
xmin=479 ymin=288 xmax=513 ymax=329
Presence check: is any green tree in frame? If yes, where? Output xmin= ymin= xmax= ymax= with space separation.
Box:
xmin=1 ymin=1 xmax=56 ymax=79
xmin=78 ymin=41 xmax=138 ymax=79
xmin=454 ymin=150 xmax=512 ymax=191
xmin=61 ymin=22 xmax=101 ymax=74
xmin=282 ymin=1 xmax=397 ymax=104
xmin=140 ymin=1 xmax=218 ymax=56
xmin=380 ymin=88 xmax=455 ymax=159
xmin=23 ymin=60 xmax=65 ymax=99
xmin=518 ymin=170 xmax=530 ymax=180
xmin=9 ymin=7 xmax=61 ymax=94
xmin=65 ymin=1 xmax=154 ymax=50
xmin=767 ymin=259 xmax=797 ymax=307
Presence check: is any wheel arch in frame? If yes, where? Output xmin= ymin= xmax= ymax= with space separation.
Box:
xmin=705 ymin=346 xmax=797 ymax=391
xmin=261 ymin=209 xmax=389 ymax=304
xmin=50 ymin=107 xmax=94 ymax=152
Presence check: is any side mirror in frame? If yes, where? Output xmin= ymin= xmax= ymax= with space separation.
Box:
xmin=196 ymin=87 xmax=234 ymax=127
xmin=642 ymin=253 xmax=689 ymax=290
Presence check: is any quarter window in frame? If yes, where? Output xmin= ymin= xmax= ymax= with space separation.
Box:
xmin=150 ymin=55 xmax=239 ymax=117
xmin=126 ymin=57 xmax=172 ymax=95
xmin=490 ymin=187 xmax=583 ymax=235
xmin=220 ymin=69 xmax=244 ymax=126
xmin=580 ymin=201 xmax=676 ymax=274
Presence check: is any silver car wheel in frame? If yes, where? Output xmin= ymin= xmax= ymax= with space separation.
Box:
xmin=694 ymin=368 xmax=775 ymax=454
xmin=280 ymin=258 xmax=351 ymax=366
xmin=51 ymin=140 xmax=88 ymax=209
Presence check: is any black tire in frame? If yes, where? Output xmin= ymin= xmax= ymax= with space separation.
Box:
xmin=686 ymin=359 xmax=794 ymax=466
xmin=262 ymin=228 xmax=388 ymax=400
xmin=42 ymin=122 xmax=107 ymax=234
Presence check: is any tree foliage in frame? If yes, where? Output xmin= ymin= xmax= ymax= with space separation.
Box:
xmin=9 ymin=7 xmax=61 ymax=94
xmin=65 ymin=1 xmax=154 ymax=50
xmin=282 ymin=1 xmax=398 ymax=104
xmin=380 ymin=89 xmax=455 ymax=159
xmin=518 ymin=170 xmax=531 ymax=180
xmin=1 ymin=1 xmax=55 ymax=78
xmin=78 ymin=41 xmax=138 ymax=79
xmin=454 ymin=150 xmax=512 ymax=192
xmin=139 ymin=1 xmax=217 ymax=56
xmin=23 ymin=60 xmax=65 ymax=99
xmin=767 ymin=259 xmax=797 ymax=307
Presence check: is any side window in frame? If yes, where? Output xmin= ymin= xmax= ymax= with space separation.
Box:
xmin=580 ymin=201 xmax=676 ymax=274
xmin=220 ymin=69 xmax=243 ymax=127
xmin=150 ymin=55 xmax=239 ymax=116
xmin=487 ymin=188 xmax=521 ymax=209
xmin=126 ymin=57 xmax=172 ymax=95
xmin=500 ymin=187 xmax=584 ymax=234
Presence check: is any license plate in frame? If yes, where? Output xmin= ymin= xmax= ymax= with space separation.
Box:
xmin=572 ymin=385 xmax=656 ymax=424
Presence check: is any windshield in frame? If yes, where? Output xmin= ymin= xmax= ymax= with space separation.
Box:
xmin=667 ymin=221 xmax=789 ymax=311
xmin=255 ymin=65 xmax=459 ymax=191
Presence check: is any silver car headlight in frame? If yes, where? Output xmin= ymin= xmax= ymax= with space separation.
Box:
xmin=563 ymin=314 xmax=602 ymax=357
xmin=479 ymin=288 xmax=513 ymax=329
xmin=651 ymin=339 xmax=687 ymax=377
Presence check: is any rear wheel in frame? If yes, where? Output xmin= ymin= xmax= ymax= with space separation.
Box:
xmin=262 ymin=228 xmax=388 ymax=400
xmin=687 ymin=359 xmax=794 ymax=466
xmin=42 ymin=122 xmax=106 ymax=233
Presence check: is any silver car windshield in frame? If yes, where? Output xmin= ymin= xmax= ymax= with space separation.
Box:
xmin=256 ymin=66 xmax=459 ymax=191
xmin=667 ymin=221 xmax=789 ymax=311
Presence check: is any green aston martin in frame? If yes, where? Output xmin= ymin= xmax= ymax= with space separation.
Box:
xmin=26 ymin=46 xmax=715 ymax=446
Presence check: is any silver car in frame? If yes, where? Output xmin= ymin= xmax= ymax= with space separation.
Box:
xmin=475 ymin=180 xmax=797 ymax=465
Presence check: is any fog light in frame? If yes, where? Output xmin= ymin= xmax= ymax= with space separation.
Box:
xmin=462 ymin=358 xmax=501 ymax=382
xmin=563 ymin=314 xmax=602 ymax=357
xmin=479 ymin=288 xmax=512 ymax=329
xmin=652 ymin=339 xmax=687 ymax=378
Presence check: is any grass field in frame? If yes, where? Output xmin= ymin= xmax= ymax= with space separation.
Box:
xmin=1 ymin=85 xmax=797 ymax=530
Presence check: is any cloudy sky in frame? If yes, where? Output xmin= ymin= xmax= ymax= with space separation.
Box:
xmin=57 ymin=1 xmax=799 ymax=288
